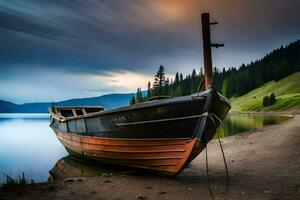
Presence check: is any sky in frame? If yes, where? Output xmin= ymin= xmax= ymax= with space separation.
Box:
xmin=1 ymin=0 xmax=299 ymax=103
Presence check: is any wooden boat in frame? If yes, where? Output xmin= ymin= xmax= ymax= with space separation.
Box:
xmin=49 ymin=13 xmax=230 ymax=176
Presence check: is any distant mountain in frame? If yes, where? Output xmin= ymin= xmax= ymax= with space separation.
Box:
xmin=0 ymin=100 xmax=18 ymax=113
xmin=0 ymin=93 xmax=135 ymax=113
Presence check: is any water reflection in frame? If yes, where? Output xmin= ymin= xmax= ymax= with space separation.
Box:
xmin=49 ymin=156 xmax=133 ymax=181
xmin=216 ymin=113 xmax=291 ymax=138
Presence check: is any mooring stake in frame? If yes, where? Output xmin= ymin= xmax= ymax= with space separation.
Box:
xmin=201 ymin=12 xmax=228 ymax=200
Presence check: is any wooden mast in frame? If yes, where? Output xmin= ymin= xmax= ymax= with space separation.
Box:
xmin=201 ymin=13 xmax=224 ymax=90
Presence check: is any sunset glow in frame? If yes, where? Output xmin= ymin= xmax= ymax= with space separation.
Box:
xmin=85 ymin=71 xmax=154 ymax=92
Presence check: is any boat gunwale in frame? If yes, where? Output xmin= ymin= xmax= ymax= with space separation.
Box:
xmin=49 ymin=94 xmax=207 ymax=122
xmin=49 ymin=89 xmax=230 ymax=123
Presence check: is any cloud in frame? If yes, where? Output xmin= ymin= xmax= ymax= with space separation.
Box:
xmin=0 ymin=0 xmax=299 ymax=102
xmin=0 ymin=66 xmax=155 ymax=103
xmin=83 ymin=71 xmax=153 ymax=92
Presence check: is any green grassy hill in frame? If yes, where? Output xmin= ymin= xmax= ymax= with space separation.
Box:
xmin=231 ymin=72 xmax=300 ymax=111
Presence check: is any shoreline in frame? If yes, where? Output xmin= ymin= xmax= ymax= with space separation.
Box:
xmin=229 ymin=109 xmax=300 ymax=116
xmin=1 ymin=113 xmax=300 ymax=200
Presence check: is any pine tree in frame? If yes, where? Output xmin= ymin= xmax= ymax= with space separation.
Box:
xmin=191 ymin=69 xmax=197 ymax=93
xmin=136 ymin=87 xmax=143 ymax=103
xmin=153 ymin=65 xmax=166 ymax=96
xmin=174 ymin=72 xmax=179 ymax=84
xmin=170 ymin=78 xmax=174 ymax=96
xmin=180 ymin=73 xmax=183 ymax=82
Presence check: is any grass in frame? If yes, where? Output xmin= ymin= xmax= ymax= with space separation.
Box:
xmin=231 ymin=72 xmax=300 ymax=111
xmin=1 ymin=172 xmax=33 ymax=188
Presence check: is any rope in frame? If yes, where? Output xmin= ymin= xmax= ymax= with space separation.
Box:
xmin=217 ymin=132 xmax=230 ymax=193
xmin=204 ymin=113 xmax=230 ymax=199
xmin=205 ymin=141 xmax=215 ymax=200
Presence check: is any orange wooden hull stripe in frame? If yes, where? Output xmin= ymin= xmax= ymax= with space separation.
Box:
xmin=55 ymin=130 xmax=204 ymax=175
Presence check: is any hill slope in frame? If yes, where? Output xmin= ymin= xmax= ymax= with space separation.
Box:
xmin=220 ymin=40 xmax=300 ymax=98
xmin=0 ymin=93 xmax=135 ymax=113
xmin=231 ymin=72 xmax=300 ymax=111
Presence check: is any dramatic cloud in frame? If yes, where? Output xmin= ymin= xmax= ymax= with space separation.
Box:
xmin=0 ymin=0 xmax=299 ymax=103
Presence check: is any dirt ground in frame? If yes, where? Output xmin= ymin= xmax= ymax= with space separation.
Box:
xmin=1 ymin=114 xmax=300 ymax=200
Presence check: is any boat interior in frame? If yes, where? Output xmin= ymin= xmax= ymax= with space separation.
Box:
xmin=51 ymin=106 xmax=105 ymax=118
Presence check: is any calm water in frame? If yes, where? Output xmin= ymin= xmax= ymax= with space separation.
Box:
xmin=0 ymin=114 xmax=67 ymax=184
xmin=0 ymin=113 xmax=291 ymax=184
xmin=216 ymin=113 xmax=292 ymax=138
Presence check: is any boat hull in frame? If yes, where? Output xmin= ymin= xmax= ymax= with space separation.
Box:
xmin=49 ymin=89 xmax=230 ymax=176
xmin=54 ymin=130 xmax=206 ymax=176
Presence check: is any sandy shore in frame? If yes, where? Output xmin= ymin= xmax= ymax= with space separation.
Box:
xmin=1 ymin=115 xmax=300 ymax=200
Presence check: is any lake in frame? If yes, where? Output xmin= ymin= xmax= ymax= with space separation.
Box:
xmin=0 ymin=113 xmax=291 ymax=184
